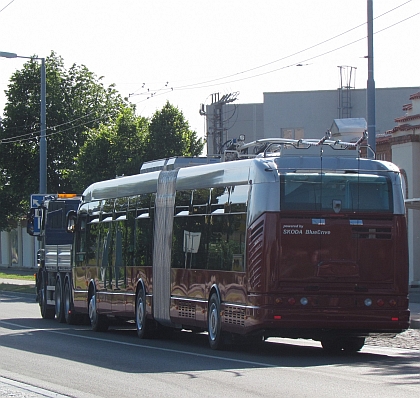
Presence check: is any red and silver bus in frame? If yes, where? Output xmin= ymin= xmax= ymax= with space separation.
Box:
xmin=64 ymin=134 xmax=409 ymax=352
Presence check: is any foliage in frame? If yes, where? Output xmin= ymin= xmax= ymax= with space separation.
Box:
xmin=0 ymin=51 xmax=126 ymax=229
xmin=147 ymin=101 xmax=203 ymax=161
xmin=71 ymin=107 xmax=149 ymax=193
xmin=72 ymin=102 xmax=204 ymax=193
xmin=0 ymin=53 xmax=203 ymax=231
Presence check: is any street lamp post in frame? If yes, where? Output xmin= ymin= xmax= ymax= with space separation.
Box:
xmin=0 ymin=51 xmax=47 ymax=194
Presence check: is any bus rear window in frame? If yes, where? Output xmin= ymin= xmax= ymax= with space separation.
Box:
xmin=280 ymin=173 xmax=393 ymax=213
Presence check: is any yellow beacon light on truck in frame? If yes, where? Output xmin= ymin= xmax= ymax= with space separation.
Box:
xmin=57 ymin=193 xmax=78 ymax=199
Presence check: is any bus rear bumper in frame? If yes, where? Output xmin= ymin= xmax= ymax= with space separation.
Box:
xmin=240 ymin=307 xmax=410 ymax=339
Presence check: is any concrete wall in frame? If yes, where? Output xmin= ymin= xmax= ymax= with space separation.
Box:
xmin=392 ymin=140 xmax=420 ymax=285
xmin=205 ymin=87 xmax=419 ymax=147
xmin=0 ymin=222 xmax=36 ymax=270
xmin=263 ymin=87 xmax=419 ymax=139
xmin=206 ymin=102 xmax=263 ymax=154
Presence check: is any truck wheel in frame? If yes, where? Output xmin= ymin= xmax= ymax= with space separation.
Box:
xmin=135 ymin=289 xmax=148 ymax=339
xmin=89 ymin=293 xmax=108 ymax=332
xmin=55 ymin=275 xmax=65 ymax=323
xmin=64 ymin=279 xmax=77 ymax=325
xmin=40 ymin=271 xmax=54 ymax=319
xmin=208 ymin=293 xmax=224 ymax=350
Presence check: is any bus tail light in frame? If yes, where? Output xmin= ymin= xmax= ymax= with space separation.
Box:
xmin=389 ymin=299 xmax=397 ymax=307
xmin=288 ymin=298 xmax=296 ymax=305
xmin=376 ymin=299 xmax=384 ymax=307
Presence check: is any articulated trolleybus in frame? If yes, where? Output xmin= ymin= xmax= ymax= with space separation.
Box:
xmin=45 ymin=131 xmax=411 ymax=352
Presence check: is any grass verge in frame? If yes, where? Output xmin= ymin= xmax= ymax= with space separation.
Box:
xmin=0 ymin=272 xmax=36 ymax=281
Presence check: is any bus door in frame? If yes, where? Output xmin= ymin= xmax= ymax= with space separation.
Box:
xmin=73 ymin=202 xmax=101 ymax=312
xmin=73 ymin=206 xmax=88 ymax=312
xmin=171 ymin=188 xmax=204 ymax=328
xmin=97 ymin=215 xmax=113 ymax=315
xmin=111 ymin=224 xmax=127 ymax=314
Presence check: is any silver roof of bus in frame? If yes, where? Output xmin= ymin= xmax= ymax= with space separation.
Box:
xmin=82 ymin=154 xmax=400 ymax=204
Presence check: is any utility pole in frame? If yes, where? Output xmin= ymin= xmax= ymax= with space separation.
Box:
xmin=367 ymin=0 xmax=376 ymax=157
xmin=204 ymin=92 xmax=238 ymax=155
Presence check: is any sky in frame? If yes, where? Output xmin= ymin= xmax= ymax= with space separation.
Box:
xmin=0 ymin=0 xmax=419 ymax=140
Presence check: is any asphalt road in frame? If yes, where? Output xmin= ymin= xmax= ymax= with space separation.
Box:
xmin=1 ymin=291 xmax=419 ymax=398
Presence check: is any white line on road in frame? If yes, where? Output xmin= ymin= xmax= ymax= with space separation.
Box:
xmin=0 ymin=319 xmax=276 ymax=368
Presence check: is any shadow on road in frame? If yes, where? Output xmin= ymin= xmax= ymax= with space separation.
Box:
xmin=0 ymin=310 xmax=419 ymax=383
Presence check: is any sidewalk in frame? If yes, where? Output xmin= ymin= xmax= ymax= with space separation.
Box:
xmin=1 ymin=275 xmax=419 ymax=329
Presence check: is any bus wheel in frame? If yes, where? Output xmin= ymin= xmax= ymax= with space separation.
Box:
xmin=342 ymin=337 xmax=365 ymax=353
xmin=55 ymin=275 xmax=65 ymax=323
xmin=208 ymin=293 xmax=224 ymax=350
xmin=89 ymin=293 xmax=108 ymax=332
xmin=40 ymin=271 xmax=54 ymax=320
xmin=64 ymin=279 xmax=76 ymax=325
xmin=135 ymin=289 xmax=148 ymax=339
xmin=321 ymin=338 xmax=343 ymax=354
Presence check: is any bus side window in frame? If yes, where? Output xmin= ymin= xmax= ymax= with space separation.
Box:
xmin=134 ymin=193 xmax=154 ymax=267
xmin=230 ymin=185 xmax=249 ymax=213
xmin=207 ymin=213 xmax=246 ymax=271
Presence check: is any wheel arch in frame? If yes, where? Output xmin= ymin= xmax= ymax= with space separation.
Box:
xmin=87 ymin=279 xmax=96 ymax=309
xmin=208 ymin=284 xmax=222 ymax=307
xmin=134 ymin=278 xmax=147 ymax=311
xmin=135 ymin=279 xmax=147 ymax=303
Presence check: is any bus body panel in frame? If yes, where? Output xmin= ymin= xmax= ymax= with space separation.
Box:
xmin=65 ymin=152 xmax=409 ymax=344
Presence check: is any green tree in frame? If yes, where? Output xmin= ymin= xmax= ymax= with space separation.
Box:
xmin=72 ymin=102 xmax=204 ymax=194
xmin=71 ymin=106 xmax=149 ymax=192
xmin=0 ymin=51 xmax=126 ymax=229
xmin=147 ymin=101 xmax=204 ymax=161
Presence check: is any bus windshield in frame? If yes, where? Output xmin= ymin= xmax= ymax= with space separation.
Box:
xmin=280 ymin=173 xmax=393 ymax=213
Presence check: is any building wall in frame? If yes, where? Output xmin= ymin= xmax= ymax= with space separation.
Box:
xmin=264 ymin=87 xmax=419 ymax=139
xmin=206 ymin=103 xmax=263 ymax=155
xmin=205 ymin=87 xmax=419 ymax=149
xmin=392 ymin=140 xmax=420 ymax=285
xmin=0 ymin=230 xmax=10 ymax=267
xmin=264 ymin=90 xmax=338 ymax=138
xmin=0 ymin=222 xmax=36 ymax=269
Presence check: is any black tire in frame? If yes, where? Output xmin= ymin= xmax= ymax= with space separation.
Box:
xmin=135 ymin=289 xmax=148 ymax=339
xmin=64 ymin=279 xmax=77 ymax=325
xmin=55 ymin=275 xmax=65 ymax=323
xmin=39 ymin=271 xmax=55 ymax=319
xmin=88 ymin=293 xmax=108 ymax=332
xmin=321 ymin=338 xmax=343 ymax=354
xmin=342 ymin=337 xmax=365 ymax=353
xmin=208 ymin=293 xmax=224 ymax=350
